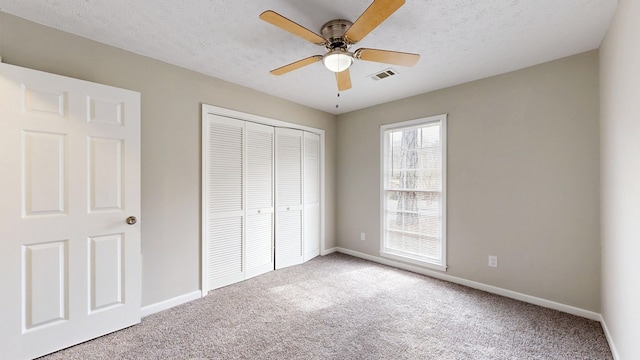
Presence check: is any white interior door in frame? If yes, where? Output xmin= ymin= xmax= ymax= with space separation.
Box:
xmin=0 ymin=62 xmax=141 ymax=359
xmin=204 ymin=115 xmax=245 ymax=290
xmin=303 ymin=132 xmax=321 ymax=261
xmin=275 ymin=128 xmax=304 ymax=269
xmin=245 ymin=122 xmax=275 ymax=278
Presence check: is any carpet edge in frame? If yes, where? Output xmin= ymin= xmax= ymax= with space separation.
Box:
xmin=334 ymin=247 xmax=601 ymax=321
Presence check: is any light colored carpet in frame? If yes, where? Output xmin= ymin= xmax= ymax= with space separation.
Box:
xmin=39 ymin=253 xmax=612 ymax=359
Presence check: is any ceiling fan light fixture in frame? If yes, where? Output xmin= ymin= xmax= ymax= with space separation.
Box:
xmin=322 ymin=50 xmax=353 ymax=72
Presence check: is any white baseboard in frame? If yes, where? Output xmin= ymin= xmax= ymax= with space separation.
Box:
xmin=599 ymin=315 xmax=620 ymax=360
xmin=141 ymin=290 xmax=203 ymax=317
xmin=321 ymin=247 xmax=337 ymax=255
xmin=334 ymin=247 xmax=601 ymax=321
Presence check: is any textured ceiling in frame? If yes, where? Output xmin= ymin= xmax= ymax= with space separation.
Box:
xmin=0 ymin=0 xmax=617 ymax=114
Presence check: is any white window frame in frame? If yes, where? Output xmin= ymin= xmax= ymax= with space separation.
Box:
xmin=380 ymin=114 xmax=447 ymax=271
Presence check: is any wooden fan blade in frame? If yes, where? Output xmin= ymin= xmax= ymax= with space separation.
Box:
xmin=336 ymin=69 xmax=352 ymax=91
xmin=355 ymin=48 xmax=420 ymax=66
xmin=270 ymin=55 xmax=323 ymax=76
xmin=344 ymin=0 xmax=405 ymax=43
xmin=260 ymin=10 xmax=326 ymax=45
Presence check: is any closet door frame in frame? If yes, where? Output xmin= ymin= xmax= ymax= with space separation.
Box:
xmin=201 ymin=104 xmax=325 ymax=294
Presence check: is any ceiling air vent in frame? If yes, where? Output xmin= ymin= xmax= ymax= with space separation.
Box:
xmin=370 ymin=68 xmax=397 ymax=81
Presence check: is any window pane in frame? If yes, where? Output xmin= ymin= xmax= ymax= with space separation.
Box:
xmin=403 ymin=213 xmax=419 ymax=233
xmin=418 ymin=192 xmax=440 ymax=214
xmin=388 ymin=126 xmax=441 ymax=191
xmin=419 ymin=235 xmax=440 ymax=259
xmin=418 ymin=212 xmax=440 ymax=239
xmin=385 ymin=193 xmax=440 ymax=258
xmin=384 ymin=190 xmax=399 ymax=211
xmin=385 ymin=211 xmax=402 ymax=232
xmin=386 ymin=230 xmax=402 ymax=249
xmin=403 ymin=233 xmax=421 ymax=254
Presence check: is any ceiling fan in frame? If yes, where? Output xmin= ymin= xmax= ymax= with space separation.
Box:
xmin=259 ymin=0 xmax=420 ymax=91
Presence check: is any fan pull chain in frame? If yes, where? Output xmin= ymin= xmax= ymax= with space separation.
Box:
xmin=336 ymin=92 xmax=340 ymax=109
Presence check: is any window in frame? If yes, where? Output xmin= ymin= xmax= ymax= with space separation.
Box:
xmin=380 ymin=114 xmax=447 ymax=271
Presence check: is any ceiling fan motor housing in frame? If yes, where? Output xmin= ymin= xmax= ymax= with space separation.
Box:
xmin=321 ymin=19 xmax=353 ymax=50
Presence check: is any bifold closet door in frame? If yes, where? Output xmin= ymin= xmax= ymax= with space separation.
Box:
xmin=245 ymin=122 xmax=275 ymax=278
xmin=275 ymin=128 xmax=304 ymax=269
xmin=304 ymin=132 xmax=321 ymax=261
xmin=205 ymin=115 xmax=245 ymax=289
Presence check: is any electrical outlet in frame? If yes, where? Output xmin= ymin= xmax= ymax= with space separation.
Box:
xmin=360 ymin=232 xmax=366 ymax=241
xmin=488 ymin=255 xmax=498 ymax=268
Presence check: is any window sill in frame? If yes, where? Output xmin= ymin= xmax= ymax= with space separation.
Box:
xmin=380 ymin=251 xmax=447 ymax=272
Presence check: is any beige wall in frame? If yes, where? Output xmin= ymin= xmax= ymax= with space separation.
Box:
xmin=336 ymin=51 xmax=601 ymax=311
xmin=600 ymin=0 xmax=640 ymax=358
xmin=0 ymin=13 xmax=337 ymax=306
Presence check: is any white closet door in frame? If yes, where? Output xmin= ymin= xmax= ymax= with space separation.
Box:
xmin=275 ymin=128 xmax=304 ymax=269
xmin=304 ymin=132 xmax=321 ymax=261
xmin=204 ymin=115 xmax=245 ymax=290
xmin=245 ymin=122 xmax=275 ymax=278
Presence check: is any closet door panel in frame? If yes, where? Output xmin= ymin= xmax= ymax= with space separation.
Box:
xmin=208 ymin=215 xmax=244 ymax=289
xmin=304 ymin=204 xmax=320 ymax=260
xmin=303 ymin=132 xmax=321 ymax=261
xmin=276 ymin=130 xmax=302 ymax=207
xmin=304 ymin=132 xmax=320 ymax=204
xmin=205 ymin=116 xmax=245 ymax=289
xmin=208 ymin=119 xmax=243 ymax=214
xmin=245 ymin=122 xmax=274 ymax=278
xmin=275 ymin=128 xmax=303 ymax=269
xmin=276 ymin=210 xmax=302 ymax=268
xmin=246 ymin=123 xmax=274 ymax=210
xmin=246 ymin=212 xmax=274 ymax=277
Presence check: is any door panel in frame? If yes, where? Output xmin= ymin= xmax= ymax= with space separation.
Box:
xmin=88 ymin=233 xmax=124 ymax=312
xmin=246 ymin=212 xmax=274 ymax=278
xmin=207 ymin=215 xmax=244 ymax=289
xmin=303 ymin=132 xmax=320 ymax=261
xmin=22 ymin=85 xmax=66 ymax=117
xmin=275 ymin=128 xmax=303 ymax=269
xmin=245 ymin=122 xmax=275 ymax=278
xmin=276 ymin=130 xmax=302 ymax=207
xmin=22 ymin=131 xmax=67 ymax=216
xmin=23 ymin=241 xmax=68 ymax=330
xmin=88 ymin=137 xmax=124 ymax=212
xmin=275 ymin=209 xmax=303 ymax=269
xmin=0 ymin=62 xmax=141 ymax=360
xmin=87 ymin=96 xmax=124 ymax=126
xmin=204 ymin=116 xmax=245 ymax=290
xmin=246 ymin=123 xmax=274 ymax=210
xmin=304 ymin=204 xmax=320 ymax=261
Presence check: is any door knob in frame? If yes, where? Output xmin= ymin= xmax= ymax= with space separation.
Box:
xmin=126 ymin=216 xmax=137 ymax=225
